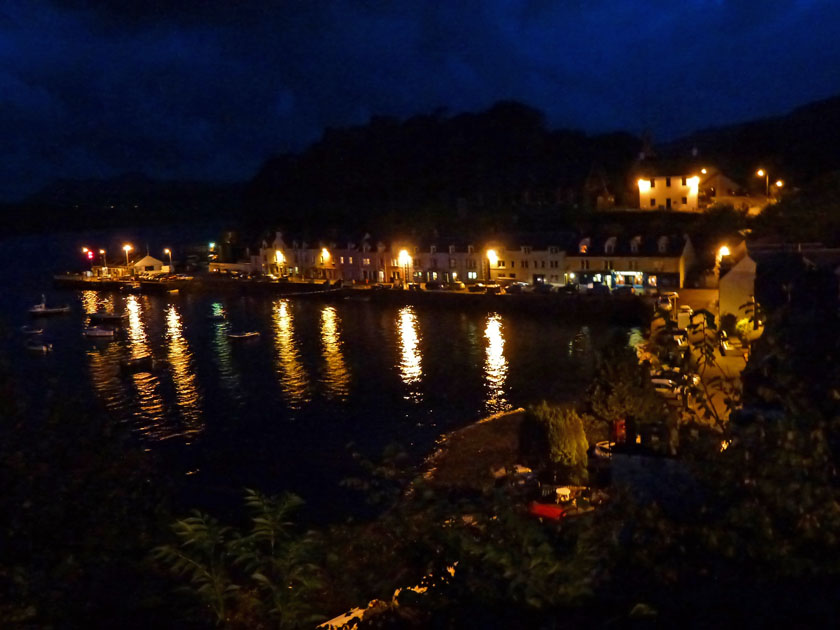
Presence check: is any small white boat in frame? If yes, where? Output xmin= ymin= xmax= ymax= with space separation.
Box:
xmin=84 ymin=326 xmax=115 ymax=338
xmin=29 ymin=296 xmax=71 ymax=316
xmin=227 ymin=331 xmax=260 ymax=340
xmin=20 ymin=325 xmax=43 ymax=335
xmin=26 ymin=340 xmax=52 ymax=353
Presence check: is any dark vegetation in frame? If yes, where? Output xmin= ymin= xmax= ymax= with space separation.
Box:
xmin=10 ymin=93 xmax=840 ymax=242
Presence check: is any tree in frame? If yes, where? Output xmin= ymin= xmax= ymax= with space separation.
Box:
xmin=526 ymin=402 xmax=588 ymax=482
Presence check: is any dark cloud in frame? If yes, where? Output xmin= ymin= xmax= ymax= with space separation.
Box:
xmin=1 ymin=0 xmax=839 ymax=200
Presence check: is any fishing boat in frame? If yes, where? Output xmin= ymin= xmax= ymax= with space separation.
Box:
xmin=20 ymin=325 xmax=43 ymax=335
xmin=120 ymin=355 xmax=156 ymax=373
xmin=29 ymin=295 xmax=70 ymax=316
xmin=88 ymin=311 xmax=128 ymax=324
xmin=26 ymin=340 xmax=53 ymax=353
xmin=227 ymin=331 xmax=260 ymax=340
xmin=84 ymin=326 xmax=116 ymax=338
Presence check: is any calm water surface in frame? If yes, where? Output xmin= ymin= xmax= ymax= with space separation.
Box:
xmin=1 ymin=232 xmax=614 ymax=518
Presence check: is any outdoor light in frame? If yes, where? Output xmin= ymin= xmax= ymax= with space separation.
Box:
xmin=321 ymin=247 xmax=330 ymax=263
xmin=164 ymin=247 xmax=173 ymax=269
xmin=81 ymin=246 xmax=89 ymax=254
xmin=775 ymin=180 xmax=784 ymax=188
xmin=486 ymin=249 xmax=498 ymax=266
xmin=687 ymin=176 xmax=700 ymax=193
xmin=398 ymin=249 xmax=411 ymax=285
xmin=756 ymin=169 xmax=770 ymax=196
xmin=123 ymin=244 xmax=133 ymax=268
xmin=275 ymin=250 xmax=285 ymax=264
xmin=718 ymin=245 xmax=730 ymax=259
xmin=701 ymin=168 xmax=707 ymax=174
xmin=637 ymin=179 xmax=651 ymax=193
xmin=209 ymin=242 xmax=216 ymax=250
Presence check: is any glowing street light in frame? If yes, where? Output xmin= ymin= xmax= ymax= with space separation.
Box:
xmin=321 ymin=247 xmax=331 ymax=263
xmin=398 ymin=249 xmax=411 ymax=286
xmin=163 ymin=247 xmax=173 ymax=271
xmin=123 ymin=244 xmax=133 ymax=270
xmin=99 ymin=249 xmax=106 ymax=266
xmin=775 ymin=180 xmax=784 ymax=189
xmin=486 ymin=249 xmax=498 ymax=282
xmin=756 ymin=168 xmax=769 ymax=197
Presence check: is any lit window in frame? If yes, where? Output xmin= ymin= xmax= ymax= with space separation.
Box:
xmin=363 ymin=258 xmax=371 ymax=266
xmin=468 ymin=271 xmax=477 ymax=280
xmin=349 ymin=257 xmax=353 ymax=264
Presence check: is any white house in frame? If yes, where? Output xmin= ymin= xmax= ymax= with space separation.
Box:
xmin=637 ymin=174 xmax=700 ymax=211
xmin=132 ymin=255 xmax=166 ymax=275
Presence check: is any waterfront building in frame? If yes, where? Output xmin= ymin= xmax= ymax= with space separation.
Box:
xmin=565 ymin=234 xmax=696 ymax=290
xmin=484 ymin=233 xmax=571 ymax=285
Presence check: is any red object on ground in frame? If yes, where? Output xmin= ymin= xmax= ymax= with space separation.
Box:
xmin=528 ymin=502 xmax=566 ymax=521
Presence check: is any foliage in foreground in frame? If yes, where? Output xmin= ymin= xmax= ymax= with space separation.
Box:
xmin=153 ymin=489 xmax=324 ymax=628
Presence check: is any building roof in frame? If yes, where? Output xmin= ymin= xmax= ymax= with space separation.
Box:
xmin=567 ymin=234 xmax=689 ymax=257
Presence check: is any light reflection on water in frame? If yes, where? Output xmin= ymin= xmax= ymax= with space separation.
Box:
xmin=272 ymin=298 xmax=309 ymax=408
xmin=211 ymin=311 xmax=240 ymax=399
xmin=165 ymin=304 xmax=203 ymax=433
xmin=320 ymin=305 xmax=350 ymax=401
xmin=125 ymin=295 xmax=167 ymax=437
xmin=484 ymin=313 xmax=511 ymax=414
xmin=397 ymin=306 xmax=423 ymax=402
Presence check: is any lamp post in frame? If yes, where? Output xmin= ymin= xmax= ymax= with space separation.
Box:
xmin=123 ymin=244 xmax=133 ymax=275
xmin=486 ymin=249 xmax=498 ymax=282
xmin=398 ymin=249 xmax=410 ymax=288
xmin=99 ymin=249 xmax=106 ymax=266
xmin=163 ymin=248 xmax=173 ymax=272
xmin=275 ymin=249 xmax=285 ymax=276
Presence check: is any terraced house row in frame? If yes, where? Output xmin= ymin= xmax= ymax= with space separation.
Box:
xmin=212 ymin=231 xmax=696 ymax=291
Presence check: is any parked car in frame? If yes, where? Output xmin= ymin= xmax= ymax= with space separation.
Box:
xmin=613 ymin=285 xmax=635 ymax=296
xmin=505 ymin=282 xmax=529 ymax=294
xmin=484 ymin=283 xmax=503 ymax=295
xmin=558 ymin=283 xmax=579 ymax=295
xmin=651 ymin=377 xmax=684 ymax=398
xmin=652 ymin=367 xmax=700 ymax=387
xmin=467 ymin=283 xmax=485 ymax=293
xmin=424 ymin=281 xmax=443 ymax=290
xmin=447 ymin=280 xmax=466 ymax=291
xmin=533 ymin=282 xmax=554 ymax=294
xmin=588 ymin=283 xmax=610 ymax=296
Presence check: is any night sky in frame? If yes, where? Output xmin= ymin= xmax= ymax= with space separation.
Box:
xmin=2 ymin=0 xmax=840 ymax=201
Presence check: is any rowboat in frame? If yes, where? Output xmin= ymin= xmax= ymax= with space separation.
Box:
xmin=29 ymin=296 xmax=70 ymax=316
xmin=26 ymin=340 xmax=53 ymax=353
xmin=227 ymin=331 xmax=260 ymax=340
xmin=84 ymin=326 xmax=116 ymax=338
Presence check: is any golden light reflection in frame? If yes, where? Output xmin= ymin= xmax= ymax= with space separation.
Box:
xmin=484 ymin=313 xmax=510 ymax=414
xmin=165 ymin=304 xmax=203 ymax=432
xmin=272 ymin=299 xmax=310 ymax=408
xmin=81 ymin=290 xmax=98 ymax=315
xmin=124 ymin=295 xmax=166 ymax=436
xmin=398 ymin=306 xmax=423 ymax=402
xmin=320 ymin=306 xmax=350 ymax=400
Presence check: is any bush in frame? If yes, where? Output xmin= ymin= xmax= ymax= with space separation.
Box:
xmin=526 ymin=402 xmax=588 ymax=483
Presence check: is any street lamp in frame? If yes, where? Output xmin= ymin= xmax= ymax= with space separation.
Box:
xmin=486 ymin=249 xmax=498 ymax=282
xmin=99 ymin=249 xmax=106 ymax=265
xmin=163 ymin=247 xmax=173 ymax=271
xmin=397 ymin=249 xmax=410 ymax=287
xmin=756 ymin=169 xmax=769 ymax=197
xmin=123 ymin=244 xmax=133 ymax=273
xmin=275 ymin=249 xmax=285 ymax=276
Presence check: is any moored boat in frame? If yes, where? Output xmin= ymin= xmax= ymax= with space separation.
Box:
xmin=29 ymin=295 xmax=70 ymax=316
xmin=20 ymin=325 xmax=43 ymax=335
xmin=227 ymin=331 xmax=260 ymax=339
xmin=26 ymin=340 xmax=53 ymax=353
xmin=84 ymin=326 xmax=116 ymax=338
xmin=88 ymin=311 xmax=128 ymax=324
xmin=120 ymin=355 xmax=156 ymax=373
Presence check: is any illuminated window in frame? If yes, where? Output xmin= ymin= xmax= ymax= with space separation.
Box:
xmin=349 ymin=256 xmax=353 ymax=264
xmin=340 ymin=256 xmax=345 ymax=264
xmin=363 ymin=258 xmax=371 ymax=266
xmin=467 ymin=271 xmax=477 ymax=279
xmin=648 ymin=275 xmax=657 ymax=287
